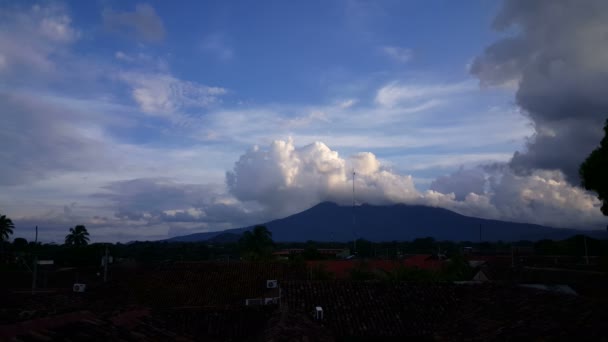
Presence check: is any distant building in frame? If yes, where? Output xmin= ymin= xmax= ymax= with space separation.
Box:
xmin=273 ymin=248 xmax=348 ymax=258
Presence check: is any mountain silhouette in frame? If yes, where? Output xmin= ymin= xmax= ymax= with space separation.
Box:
xmin=168 ymin=202 xmax=607 ymax=242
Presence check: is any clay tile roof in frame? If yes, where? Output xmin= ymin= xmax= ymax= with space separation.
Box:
xmin=283 ymin=280 xmax=457 ymax=338
xmin=0 ymin=310 xmax=193 ymax=341
xmin=118 ymin=261 xmax=307 ymax=308
xmin=263 ymin=306 xmax=334 ymax=342
xmin=307 ymin=257 xmax=444 ymax=279
xmin=283 ymin=280 xmax=608 ymax=339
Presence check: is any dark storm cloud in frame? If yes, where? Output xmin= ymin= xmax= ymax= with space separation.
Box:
xmin=471 ymin=0 xmax=608 ymax=183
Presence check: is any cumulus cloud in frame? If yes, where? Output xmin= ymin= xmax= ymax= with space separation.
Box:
xmin=430 ymin=167 xmax=487 ymax=201
xmin=119 ymin=72 xmax=227 ymax=116
xmin=471 ymin=0 xmax=608 ymax=182
xmin=431 ymin=164 xmax=605 ymax=228
xmin=226 ymin=139 xmax=606 ymax=229
xmin=489 ymin=168 xmax=604 ymax=227
xmin=226 ymin=139 xmax=424 ymax=216
xmin=102 ymin=3 xmax=165 ymax=42
xmin=7 ymin=138 xmax=604 ymax=243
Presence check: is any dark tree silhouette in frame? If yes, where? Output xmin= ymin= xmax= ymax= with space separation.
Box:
xmin=65 ymin=225 xmax=90 ymax=246
xmin=0 ymin=214 xmax=15 ymax=242
xmin=13 ymin=237 xmax=28 ymax=250
xmin=580 ymin=119 xmax=608 ymax=216
xmin=239 ymin=225 xmax=274 ymax=260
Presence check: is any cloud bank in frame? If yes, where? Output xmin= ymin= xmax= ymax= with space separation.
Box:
xmin=225 ymin=139 xmax=605 ymax=229
xmin=470 ymin=0 xmax=608 ymax=183
xmin=2 ymin=1 xmax=607 ymax=243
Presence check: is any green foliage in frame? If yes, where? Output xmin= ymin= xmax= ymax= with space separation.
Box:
xmin=385 ymin=265 xmax=438 ymax=282
xmin=112 ymin=241 xmax=212 ymax=263
xmin=239 ymin=225 xmax=274 ymax=260
xmin=535 ymin=235 xmax=604 ymax=256
xmin=349 ymin=260 xmax=376 ymax=280
xmin=302 ymin=246 xmax=322 ymax=260
xmin=440 ymin=254 xmax=472 ymax=281
xmin=410 ymin=237 xmax=436 ymax=253
xmin=65 ymin=225 xmax=90 ymax=247
xmin=310 ymin=263 xmax=334 ymax=280
xmin=0 ymin=214 xmax=15 ymax=242
xmin=580 ymin=118 xmax=608 ymax=215
xmin=354 ymin=239 xmax=373 ymax=257
xmin=12 ymin=238 xmax=28 ymax=252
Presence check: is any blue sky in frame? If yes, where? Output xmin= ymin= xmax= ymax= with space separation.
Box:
xmin=1 ymin=0 xmax=606 ymax=242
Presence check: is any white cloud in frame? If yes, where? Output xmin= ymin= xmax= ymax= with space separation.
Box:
xmin=488 ymin=169 xmax=605 ymax=228
xmin=397 ymin=152 xmax=514 ymax=171
xmin=201 ymin=33 xmax=234 ymax=61
xmin=119 ymin=72 xmax=227 ymax=116
xmin=339 ymin=98 xmax=358 ymax=109
xmin=115 ymin=51 xmax=134 ymax=62
xmin=381 ymin=45 xmax=412 ymax=63
xmin=0 ymin=4 xmax=78 ymax=73
xmin=430 ymin=167 xmax=487 ymax=200
xmin=226 ymin=139 xmax=606 ymax=229
xmin=1 ymin=1 xmax=600 ymax=242
xmin=39 ymin=10 xmax=78 ymax=43
xmin=375 ymin=80 xmax=476 ymax=107
xmin=226 ymin=138 xmax=423 ymax=216
xmin=4 ymin=135 xmax=605 ymax=243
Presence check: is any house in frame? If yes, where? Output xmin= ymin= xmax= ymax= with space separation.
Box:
xmin=306 ymin=255 xmax=445 ymax=279
xmin=273 ymin=248 xmax=348 ymax=258
xmin=282 ymin=281 xmax=608 ymax=340
xmin=2 ymin=261 xmax=607 ymax=340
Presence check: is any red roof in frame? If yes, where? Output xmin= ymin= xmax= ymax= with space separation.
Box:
xmin=307 ymin=256 xmax=444 ymax=279
xmin=273 ymin=249 xmax=345 ymax=256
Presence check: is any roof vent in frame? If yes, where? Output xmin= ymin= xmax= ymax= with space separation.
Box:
xmin=315 ymin=306 xmax=323 ymax=320
xmin=266 ymin=280 xmax=278 ymax=288
xmin=73 ymin=283 xmax=86 ymax=293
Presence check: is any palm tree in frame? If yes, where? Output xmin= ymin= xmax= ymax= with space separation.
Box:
xmin=0 ymin=214 xmax=15 ymax=262
xmin=65 ymin=225 xmax=90 ymax=246
xmin=0 ymin=214 xmax=15 ymax=242
xmin=239 ymin=225 xmax=274 ymax=260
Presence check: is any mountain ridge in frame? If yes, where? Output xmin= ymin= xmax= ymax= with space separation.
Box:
xmin=167 ymin=202 xmax=607 ymax=242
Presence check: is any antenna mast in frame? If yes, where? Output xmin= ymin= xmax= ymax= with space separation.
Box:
xmin=352 ymin=169 xmax=356 ymax=255
xmin=103 ymin=244 xmax=109 ymax=282
xmin=32 ymin=226 xmax=38 ymax=294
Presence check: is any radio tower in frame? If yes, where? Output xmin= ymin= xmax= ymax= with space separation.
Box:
xmin=352 ymin=169 xmax=356 ymax=255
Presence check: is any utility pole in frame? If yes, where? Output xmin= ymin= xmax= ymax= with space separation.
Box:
xmin=584 ymin=235 xmax=589 ymax=265
xmin=103 ymin=244 xmax=109 ymax=283
xmin=352 ymin=169 xmax=356 ymax=255
xmin=31 ymin=226 xmax=38 ymax=294
xmin=478 ymin=224 xmax=482 ymax=254
xmin=511 ymin=245 xmax=515 ymax=268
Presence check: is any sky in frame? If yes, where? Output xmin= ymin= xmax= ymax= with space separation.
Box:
xmin=1 ymin=0 xmax=607 ymax=242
